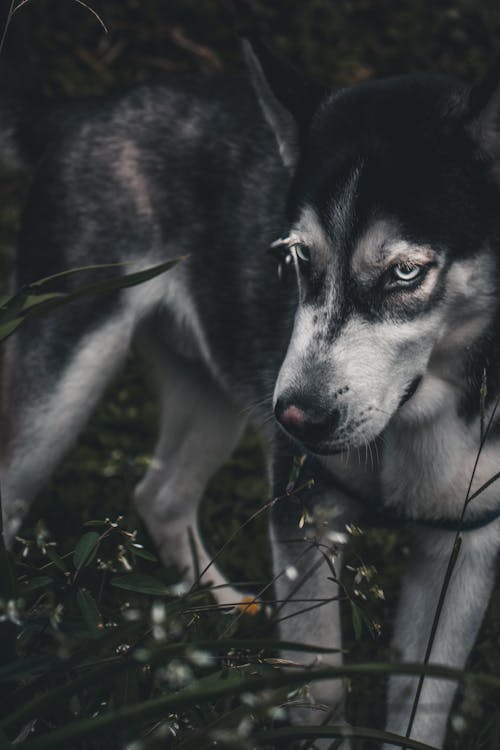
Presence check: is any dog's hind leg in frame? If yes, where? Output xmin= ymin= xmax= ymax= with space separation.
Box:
xmin=383 ymin=522 xmax=500 ymax=750
xmin=0 ymin=308 xmax=135 ymax=543
xmin=133 ymin=339 xmax=246 ymax=605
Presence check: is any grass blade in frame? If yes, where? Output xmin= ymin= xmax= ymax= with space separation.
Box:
xmin=252 ymin=725 xmax=439 ymax=749
xmin=0 ymin=259 xmax=182 ymax=343
xmin=16 ymin=662 xmax=500 ymax=750
xmin=110 ymin=573 xmax=169 ymax=595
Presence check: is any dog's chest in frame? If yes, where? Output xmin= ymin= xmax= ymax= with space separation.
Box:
xmin=380 ymin=410 xmax=500 ymax=522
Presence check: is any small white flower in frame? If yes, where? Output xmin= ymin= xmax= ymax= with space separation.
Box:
xmin=237 ymin=716 xmax=254 ymax=737
xmin=187 ymin=649 xmax=215 ymax=667
xmin=345 ymin=523 xmax=364 ymax=536
xmin=168 ymin=581 xmax=190 ymax=597
xmin=241 ymin=692 xmax=259 ymax=707
xmin=153 ymin=624 xmax=167 ymax=642
xmin=268 ymin=706 xmax=287 ymax=721
xmin=165 ymin=659 xmax=194 ymax=689
xmin=151 ymin=601 xmax=166 ymax=625
xmin=451 ymin=714 xmax=467 ymax=733
xmin=325 ymin=530 xmax=348 ymax=545
xmin=370 ymin=585 xmax=385 ymax=600
xmin=122 ymin=608 xmax=142 ymax=622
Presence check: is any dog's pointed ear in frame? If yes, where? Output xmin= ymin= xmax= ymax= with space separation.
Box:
xmin=465 ymin=58 xmax=500 ymax=159
xmin=242 ymin=37 xmax=327 ymax=170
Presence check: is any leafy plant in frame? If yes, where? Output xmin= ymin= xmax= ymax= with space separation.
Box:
xmin=3 ymin=514 xmax=500 ymax=750
xmin=0 ymin=259 xmax=180 ymax=342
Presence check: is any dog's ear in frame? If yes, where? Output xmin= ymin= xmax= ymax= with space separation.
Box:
xmin=465 ymin=58 xmax=500 ymax=159
xmin=242 ymin=37 xmax=327 ymax=170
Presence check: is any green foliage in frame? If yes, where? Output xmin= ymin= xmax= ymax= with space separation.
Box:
xmin=0 ymin=259 xmax=181 ymax=342
xmin=2 ymin=516 xmax=500 ymax=750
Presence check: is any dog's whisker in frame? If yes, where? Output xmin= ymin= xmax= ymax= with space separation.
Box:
xmin=240 ymin=391 xmax=275 ymax=418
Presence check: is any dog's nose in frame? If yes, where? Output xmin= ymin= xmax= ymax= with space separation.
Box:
xmin=275 ymin=396 xmax=339 ymax=446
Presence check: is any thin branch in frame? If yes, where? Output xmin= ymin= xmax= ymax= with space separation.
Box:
xmin=0 ymin=0 xmax=16 ymax=55
xmin=10 ymin=0 xmax=108 ymax=35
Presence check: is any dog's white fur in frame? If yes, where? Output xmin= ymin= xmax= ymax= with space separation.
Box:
xmin=3 ymin=47 xmax=500 ymax=750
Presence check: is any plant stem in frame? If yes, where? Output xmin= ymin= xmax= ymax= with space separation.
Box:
xmin=404 ymin=394 xmax=500 ymax=745
xmin=0 ymin=484 xmax=18 ymax=668
xmin=403 ymin=534 xmax=462 ymax=743
xmin=0 ymin=0 xmax=15 ymax=55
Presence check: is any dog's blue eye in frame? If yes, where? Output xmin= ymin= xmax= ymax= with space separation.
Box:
xmin=391 ymin=264 xmax=422 ymax=282
xmin=293 ymin=244 xmax=310 ymax=264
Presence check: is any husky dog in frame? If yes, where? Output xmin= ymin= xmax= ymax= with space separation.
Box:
xmin=2 ymin=38 xmax=500 ymax=748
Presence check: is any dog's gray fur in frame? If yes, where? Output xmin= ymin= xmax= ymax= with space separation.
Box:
xmin=2 ymin=41 xmax=500 ymax=749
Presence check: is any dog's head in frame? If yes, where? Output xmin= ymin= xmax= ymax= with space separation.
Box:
xmin=245 ymin=40 xmax=500 ymax=454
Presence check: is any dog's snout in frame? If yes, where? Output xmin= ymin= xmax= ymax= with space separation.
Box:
xmin=279 ymin=404 xmax=306 ymax=432
xmin=275 ymin=395 xmax=340 ymax=446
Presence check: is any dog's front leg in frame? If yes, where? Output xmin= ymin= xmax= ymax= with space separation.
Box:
xmin=270 ymin=448 xmax=353 ymax=749
xmin=133 ymin=343 xmax=246 ymax=604
xmin=384 ymin=522 xmax=500 ymax=750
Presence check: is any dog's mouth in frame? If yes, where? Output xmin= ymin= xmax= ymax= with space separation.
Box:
xmin=277 ymin=378 xmax=423 ymax=457
xmin=297 ymin=380 xmax=422 ymax=456
xmin=300 ymin=440 xmax=346 ymax=456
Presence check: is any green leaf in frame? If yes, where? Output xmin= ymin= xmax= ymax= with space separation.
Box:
xmin=19 ymin=576 xmax=53 ymax=594
xmin=73 ymin=532 xmax=100 ymax=570
xmin=17 ymin=664 xmax=455 ymax=750
xmin=0 ymin=258 xmax=182 ymax=343
xmin=110 ymin=573 xmax=169 ymax=595
xmin=64 ymin=259 xmax=181 ymax=300
xmin=17 ymin=292 xmax=66 ymax=311
xmin=130 ymin=547 xmax=157 ymax=562
xmin=45 ymin=547 xmax=68 ymax=573
xmin=0 ymin=655 xmax=54 ymax=683
xmin=27 ymin=263 xmax=125 ymax=288
xmin=359 ymin=606 xmax=378 ymax=640
xmin=0 ymin=317 xmax=23 ymax=341
xmin=113 ymin=666 xmax=140 ymax=708
xmin=251 ymin=725 xmax=439 ymax=749
xmin=8 ymin=658 xmax=500 ymax=746
xmin=76 ymin=588 xmax=102 ymax=637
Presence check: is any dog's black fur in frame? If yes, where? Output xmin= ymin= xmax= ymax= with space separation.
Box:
xmin=3 ymin=41 xmax=500 ymax=749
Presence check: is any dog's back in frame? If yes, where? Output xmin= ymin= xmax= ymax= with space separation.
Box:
xmin=0 ymin=74 xmax=293 ymax=545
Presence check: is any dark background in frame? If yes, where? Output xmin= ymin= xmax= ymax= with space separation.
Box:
xmin=2 ymin=1 xmax=500 ymax=747
xmin=3 ymin=0 xmax=500 ymax=93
